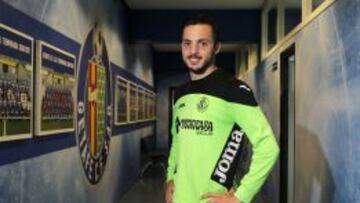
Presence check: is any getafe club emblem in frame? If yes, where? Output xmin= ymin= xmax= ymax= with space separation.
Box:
xmin=197 ymin=97 xmax=209 ymax=113
xmin=76 ymin=23 xmax=112 ymax=185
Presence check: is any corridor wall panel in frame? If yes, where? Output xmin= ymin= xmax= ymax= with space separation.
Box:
xmin=245 ymin=54 xmax=281 ymax=203
xmin=245 ymin=0 xmax=360 ymax=202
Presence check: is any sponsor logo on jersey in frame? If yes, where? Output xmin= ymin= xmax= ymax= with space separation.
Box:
xmin=197 ymin=97 xmax=209 ymax=113
xmin=176 ymin=117 xmax=213 ymax=135
xmin=76 ymin=23 xmax=112 ymax=185
xmin=211 ymin=124 xmax=245 ymax=189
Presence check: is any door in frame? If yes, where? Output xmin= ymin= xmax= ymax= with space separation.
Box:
xmin=280 ymin=44 xmax=295 ymax=203
xmin=168 ymin=87 xmax=177 ymax=150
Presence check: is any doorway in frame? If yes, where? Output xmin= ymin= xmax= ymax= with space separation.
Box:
xmin=168 ymin=87 xmax=177 ymax=151
xmin=280 ymin=44 xmax=295 ymax=203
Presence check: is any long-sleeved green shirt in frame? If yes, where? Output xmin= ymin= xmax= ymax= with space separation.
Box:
xmin=167 ymin=69 xmax=279 ymax=203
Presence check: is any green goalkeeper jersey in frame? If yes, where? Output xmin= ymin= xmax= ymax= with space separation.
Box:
xmin=167 ymin=69 xmax=279 ymax=203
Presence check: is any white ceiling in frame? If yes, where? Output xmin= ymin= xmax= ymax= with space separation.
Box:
xmin=125 ymin=0 xmax=265 ymax=10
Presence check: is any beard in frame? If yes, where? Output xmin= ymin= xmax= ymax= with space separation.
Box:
xmin=185 ymin=52 xmax=216 ymax=75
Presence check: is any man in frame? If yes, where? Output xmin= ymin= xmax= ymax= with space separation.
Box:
xmin=165 ymin=14 xmax=279 ymax=203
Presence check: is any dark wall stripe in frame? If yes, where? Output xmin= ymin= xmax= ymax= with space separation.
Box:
xmin=113 ymin=120 xmax=156 ymax=135
xmin=0 ymin=132 xmax=76 ymax=166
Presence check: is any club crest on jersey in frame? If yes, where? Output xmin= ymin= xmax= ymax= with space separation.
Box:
xmin=197 ymin=97 xmax=209 ymax=113
xmin=76 ymin=23 xmax=112 ymax=185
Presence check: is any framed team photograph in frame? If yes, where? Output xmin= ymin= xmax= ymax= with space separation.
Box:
xmin=137 ymin=86 xmax=145 ymax=121
xmin=114 ymin=76 xmax=129 ymax=125
xmin=150 ymin=92 xmax=156 ymax=119
xmin=144 ymin=91 xmax=150 ymax=120
xmin=35 ymin=40 xmax=76 ymax=136
xmin=0 ymin=23 xmax=33 ymax=142
xmin=129 ymin=82 xmax=138 ymax=122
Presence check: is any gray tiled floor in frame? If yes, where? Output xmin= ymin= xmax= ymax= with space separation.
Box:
xmin=119 ymin=165 xmax=166 ymax=203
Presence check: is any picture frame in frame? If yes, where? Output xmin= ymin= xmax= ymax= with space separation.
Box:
xmin=0 ymin=23 xmax=34 ymax=142
xmin=34 ymin=40 xmax=76 ymax=136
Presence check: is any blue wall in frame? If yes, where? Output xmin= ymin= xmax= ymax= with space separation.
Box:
xmin=0 ymin=1 xmax=155 ymax=202
xmin=154 ymin=51 xmax=235 ymax=73
xmin=129 ymin=9 xmax=261 ymax=43
xmin=246 ymin=0 xmax=360 ymax=202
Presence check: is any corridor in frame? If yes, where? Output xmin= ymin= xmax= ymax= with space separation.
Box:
xmin=0 ymin=0 xmax=359 ymax=203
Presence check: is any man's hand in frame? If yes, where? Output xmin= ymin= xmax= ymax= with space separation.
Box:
xmin=165 ymin=180 xmax=175 ymax=203
xmin=201 ymin=191 xmax=242 ymax=203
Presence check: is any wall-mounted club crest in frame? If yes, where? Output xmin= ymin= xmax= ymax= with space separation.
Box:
xmin=76 ymin=23 xmax=112 ymax=185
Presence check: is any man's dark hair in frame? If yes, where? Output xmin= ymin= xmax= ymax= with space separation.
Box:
xmin=181 ymin=14 xmax=219 ymax=43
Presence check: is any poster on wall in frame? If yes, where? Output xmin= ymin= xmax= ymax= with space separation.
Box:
xmin=114 ymin=76 xmax=155 ymax=124
xmin=35 ymin=40 xmax=76 ymax=136
xmin=137 ymin=87 xmax=145 ymax=121
xmin=144 ymin=91 xmax=149 ymax=120
xmin=115 ymin=76 xmax=128 ymax=125
xmin=0 ymin=23 xmax=33 ymax=142
xmin=150 ymin=93 xmax=156 ymax=119
xmin=129 ymin=83 xmax=137 ymax=122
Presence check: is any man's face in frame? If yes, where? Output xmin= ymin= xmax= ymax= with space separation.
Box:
xmin=181 ymin=24 xmax=219 ymax=74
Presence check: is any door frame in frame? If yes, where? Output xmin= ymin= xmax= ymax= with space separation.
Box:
xmin=280 ymin=44 xmax=296 ymax=203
